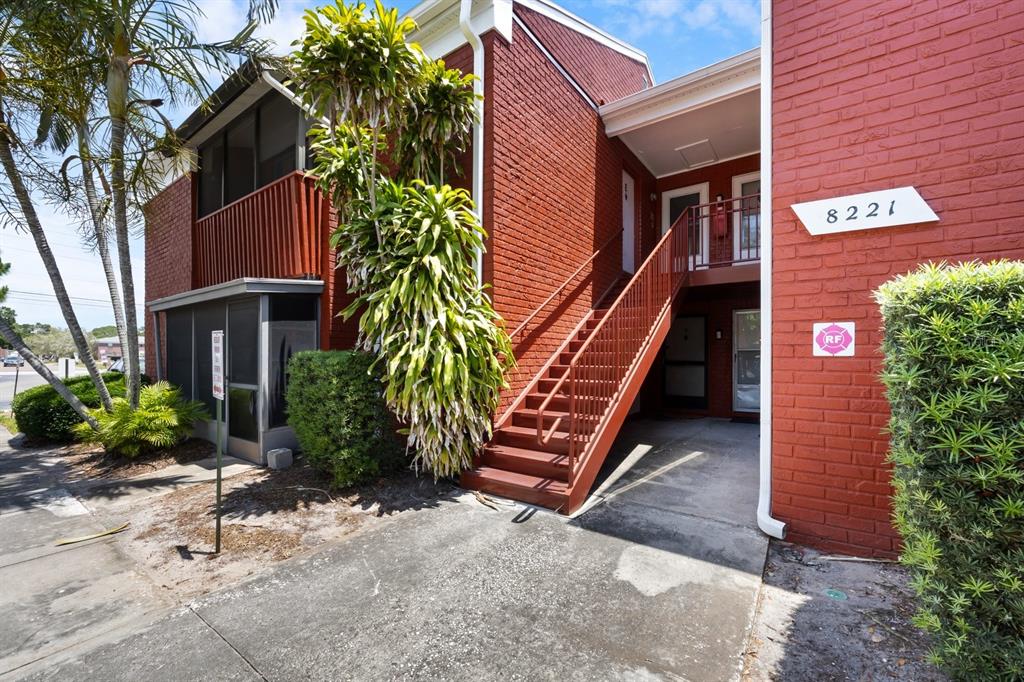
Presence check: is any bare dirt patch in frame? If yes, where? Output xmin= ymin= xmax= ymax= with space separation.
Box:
xmin=108 ymin=456 xmax=454 ymax=601
xmin=58 ymin=438 xmax=215 ymax=482
xmin=743 ymin=541 xmax=945 ymax=681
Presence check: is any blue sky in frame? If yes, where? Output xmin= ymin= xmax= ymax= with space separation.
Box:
xmin=2 ymin=0 xmax=759 ymax=331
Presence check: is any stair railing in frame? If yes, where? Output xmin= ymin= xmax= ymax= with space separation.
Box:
xmin=535 ymin=210 xmax=692 ymax=473
xmin=497 ymin=229 xmax=622 ymax=425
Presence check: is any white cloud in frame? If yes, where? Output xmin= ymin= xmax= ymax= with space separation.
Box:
xmin=582 ymin=0 xmax=761 ymax=45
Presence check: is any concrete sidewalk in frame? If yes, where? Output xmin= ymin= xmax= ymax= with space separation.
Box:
xmin=20 ymin=419 xmax=770 ymax=681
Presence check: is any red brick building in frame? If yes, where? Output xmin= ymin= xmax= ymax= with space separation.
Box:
xmin=144 ymin=0 xmax=1023 ymax=556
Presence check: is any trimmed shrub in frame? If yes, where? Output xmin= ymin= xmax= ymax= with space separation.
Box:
xmin=286 ymin=350 xmax=404 ymax=488
xmin=73 ymin=381 xmax=207 ymax=458
xmin=12 ymin=372 xmax=127 ymax=442
xmin=876 ymin=261 xmax=1024 ymax=679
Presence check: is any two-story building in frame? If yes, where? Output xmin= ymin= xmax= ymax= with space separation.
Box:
xmin=145 ymin=0 xmax=1024 ymax=557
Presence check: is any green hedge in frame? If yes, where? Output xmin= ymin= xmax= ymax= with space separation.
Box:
xmin=12 ymin=372 xmax=128 ymax=442
xmin=285 ymin=351 xmax=404 ymax=487
xmin=876 ymin=261 xmax=1024 ymax=679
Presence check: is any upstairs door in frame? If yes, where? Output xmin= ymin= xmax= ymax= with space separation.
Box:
xmin=662 ymin=183 xmax=709 ymax=268
xmin=622 ymin=171 xmax=635 ymax=274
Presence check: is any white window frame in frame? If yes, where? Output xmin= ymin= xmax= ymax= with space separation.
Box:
xmin=733 ymin=308 xmax=761 ymax=413
xmin=731 ymin=171 xmax=761 ymax=263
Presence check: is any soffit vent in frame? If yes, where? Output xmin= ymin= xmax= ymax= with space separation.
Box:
xmin=675 ymin=139 xmax=718 ymax=168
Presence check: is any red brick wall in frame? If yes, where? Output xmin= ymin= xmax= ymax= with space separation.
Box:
xmin=484 ymin=24 xmax=655 ymax=406
xmin=513 ymin=5 xmax=650 ymax=105
xmin=143 ymin=175 xmax=193 ymax=377
xmin=771 ymin=0 xmax=1024 ymax=557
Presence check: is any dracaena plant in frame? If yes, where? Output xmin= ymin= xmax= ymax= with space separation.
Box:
xmin=876 ymin=260 xmax=1024 ymax=679
xmin=291 ymin=1 xmax=513 ymax=477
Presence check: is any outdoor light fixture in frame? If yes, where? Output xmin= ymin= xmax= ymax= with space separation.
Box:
xmin=716 ymin=329 xmax=723 ymax=340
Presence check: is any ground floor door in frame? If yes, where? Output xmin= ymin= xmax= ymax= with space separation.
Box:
xmin=226 ymin=298 xmax=261 ymax=462
xmin=664 ymin=315 xmax=707 ymax=409
xmin=733 ymin=309 xmax=760 ymax=412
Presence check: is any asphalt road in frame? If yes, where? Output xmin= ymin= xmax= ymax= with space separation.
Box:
xmin=0 ymin=365 xmax=88 ymax=411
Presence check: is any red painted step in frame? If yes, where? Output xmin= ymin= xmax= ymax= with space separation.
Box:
xmin=481 ymin=444 xmax=569 ymax=481
xmin=461 ymin=467 xmax=569 ymax=510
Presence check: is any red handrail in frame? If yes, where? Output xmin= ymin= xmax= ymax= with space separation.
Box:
xmin=507 ymin=229 xmax=623 ymax=342
xmin=682 ymin=193 xmax=762 ymax=269
xmin=534 ymin=207 xmax=693 ymax=473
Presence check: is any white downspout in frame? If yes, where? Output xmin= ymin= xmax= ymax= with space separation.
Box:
xmin=460 ymin=0 xmax=486 ymax=285
xmin=758 ymin=0 xmax=786 ymax=540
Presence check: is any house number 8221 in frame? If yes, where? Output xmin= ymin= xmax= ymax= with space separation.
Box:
xmin=826 ymin=200 xmax=896 ymax=224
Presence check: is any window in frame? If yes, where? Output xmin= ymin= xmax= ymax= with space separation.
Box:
xmin=731 ymin=172 xmax=761 ymax=262
xmin=224 ymin=113 xmax=255 ymax=205
xmin=165 ymin=308 xmax=194 ymax=399
xmin=196 ymin=91 xmax=301 ymax=217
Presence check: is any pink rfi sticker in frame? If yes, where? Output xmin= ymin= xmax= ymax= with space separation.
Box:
xmin=813 ymin=322 xmax=855 ymax=357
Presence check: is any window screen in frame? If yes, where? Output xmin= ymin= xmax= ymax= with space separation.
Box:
xmin=198 ymin=137 xmax=224 ymax=217
xmin=193 ymin=302 xmax=225 ymax=417
xmin=224 ymin=113 xmax=255 ymax=204
xmin=228 ymin=299 xmax=259 ymax=386
xmin=259 ymin=94 xmax=297 ymax=184
xmin=165 ymin=308 xmax=193 ymax=399
xmin=269 ymin=294 xmax=318 ymax=427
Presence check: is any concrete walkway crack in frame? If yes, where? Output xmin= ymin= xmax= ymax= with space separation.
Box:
xmin=189 ymin=606 xmax=268 ymax=681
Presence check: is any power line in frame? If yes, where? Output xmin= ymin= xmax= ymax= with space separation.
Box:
xmin=6 ymin=289 xmax=146 ymax=309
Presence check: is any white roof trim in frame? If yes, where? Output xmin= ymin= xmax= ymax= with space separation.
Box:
xmin=148 ymin=278 xmax=324 ymax=312
xmin=406 ymin=0 xmax=513 ymax=59
xmin=600 ymin=48 xmax=760 ymax=137
xmin=515 ymin=0 xmax=654 ymax=84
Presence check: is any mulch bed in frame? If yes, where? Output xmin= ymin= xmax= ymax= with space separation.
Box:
xmin=58 ymin=438 xmax=216 ymax=482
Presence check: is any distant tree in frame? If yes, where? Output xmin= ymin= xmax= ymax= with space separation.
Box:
xmin=90 ymin=324 xmax=118 ymax=338
xmin=0 ymin=305 xmax=16 ymax=334
xmin=0 ymin=258 xmax=96 ymax=426
xmin=25 ymin=328 xmax=76 ymax=359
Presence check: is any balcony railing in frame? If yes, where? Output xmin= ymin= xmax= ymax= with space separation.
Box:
xmin=681 ymin=193 xmax=760 ymax=269
xmin=193 ymin=171 xmax=330 ymax=289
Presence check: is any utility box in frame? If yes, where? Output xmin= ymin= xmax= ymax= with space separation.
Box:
xmin=266 ymin=448 xmax=293 ymax=470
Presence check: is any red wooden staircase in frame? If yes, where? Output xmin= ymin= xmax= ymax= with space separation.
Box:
xmin=462 ymin=217 xmax=692 ymax=513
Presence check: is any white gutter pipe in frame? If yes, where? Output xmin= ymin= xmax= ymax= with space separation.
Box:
xmin=460 ymin=0 xmax=486 ymax=285
xmin=757 ymin=0 xmax=786 ymax=540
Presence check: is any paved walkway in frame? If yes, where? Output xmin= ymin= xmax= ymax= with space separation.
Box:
xmin=11 ymin=418 xmax=769 ymax=681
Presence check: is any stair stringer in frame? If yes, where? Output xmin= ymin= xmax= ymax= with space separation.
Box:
xmin=562 ymin=300 xmax=676 ymax=513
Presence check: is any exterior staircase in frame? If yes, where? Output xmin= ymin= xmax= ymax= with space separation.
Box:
xmin=462 ymin=218 xmax=693 ymax=514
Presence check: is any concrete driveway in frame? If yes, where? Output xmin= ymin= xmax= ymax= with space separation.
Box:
xmin=0 ymin=437 xmax=172 ymax=678
xmin=20 ymin=418 xmax=769 ymax=681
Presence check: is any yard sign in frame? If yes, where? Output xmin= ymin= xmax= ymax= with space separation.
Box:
xmin=211 ymin=330 xmax=224 ymax=401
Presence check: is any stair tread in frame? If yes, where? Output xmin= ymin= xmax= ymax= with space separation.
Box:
xmin=465 ymin=466 xmax=569 ymax=495
xmin=497 ymin=424 xmax=572 ymax=440
xmin=485 ymin=444 xmax=569 ymax=467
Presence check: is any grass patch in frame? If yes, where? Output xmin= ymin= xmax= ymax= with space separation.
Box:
xmin=0 ymin=411 xmax=18 ymax=435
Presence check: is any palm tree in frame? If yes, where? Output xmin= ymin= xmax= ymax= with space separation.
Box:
xmin=0 ymin=0 xmax=278 ymax=417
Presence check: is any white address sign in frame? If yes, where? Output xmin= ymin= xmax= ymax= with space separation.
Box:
xmin=792 ymin=186 xmax=938 ymax=236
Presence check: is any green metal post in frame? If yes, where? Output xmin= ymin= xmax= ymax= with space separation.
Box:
xmin=215 ymin=399 xmax=222 ymax=553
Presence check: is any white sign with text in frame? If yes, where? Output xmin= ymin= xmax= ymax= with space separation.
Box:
xmin=792 ymin=186 xmax=938 ymax=236
xmin=211 ymin=330 xmax=224 ymax=401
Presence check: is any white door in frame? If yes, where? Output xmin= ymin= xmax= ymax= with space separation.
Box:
xmin=733 ymin=309 xmax=760 ymax=412
xmin=661 ymin=182 xmax=709 ymax=269
xmin=622 ymin=171 xmax=635 ymax=274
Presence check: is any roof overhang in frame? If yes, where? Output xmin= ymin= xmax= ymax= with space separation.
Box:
xmin=147 ymin=278 xmax=324 ymax=312
xmin=600 ymin=48 xmax=760 ymax=177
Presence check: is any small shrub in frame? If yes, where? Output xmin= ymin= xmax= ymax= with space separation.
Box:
xmin=73 ymin=381 xmax=207 ymax=458
xmin=286 ymin=350 xmax=404 ymax=488
xmin=12 ymin=372 xmax=127 ymax=442
xmin=876 ymin=261 xmax=1024 ymax=679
